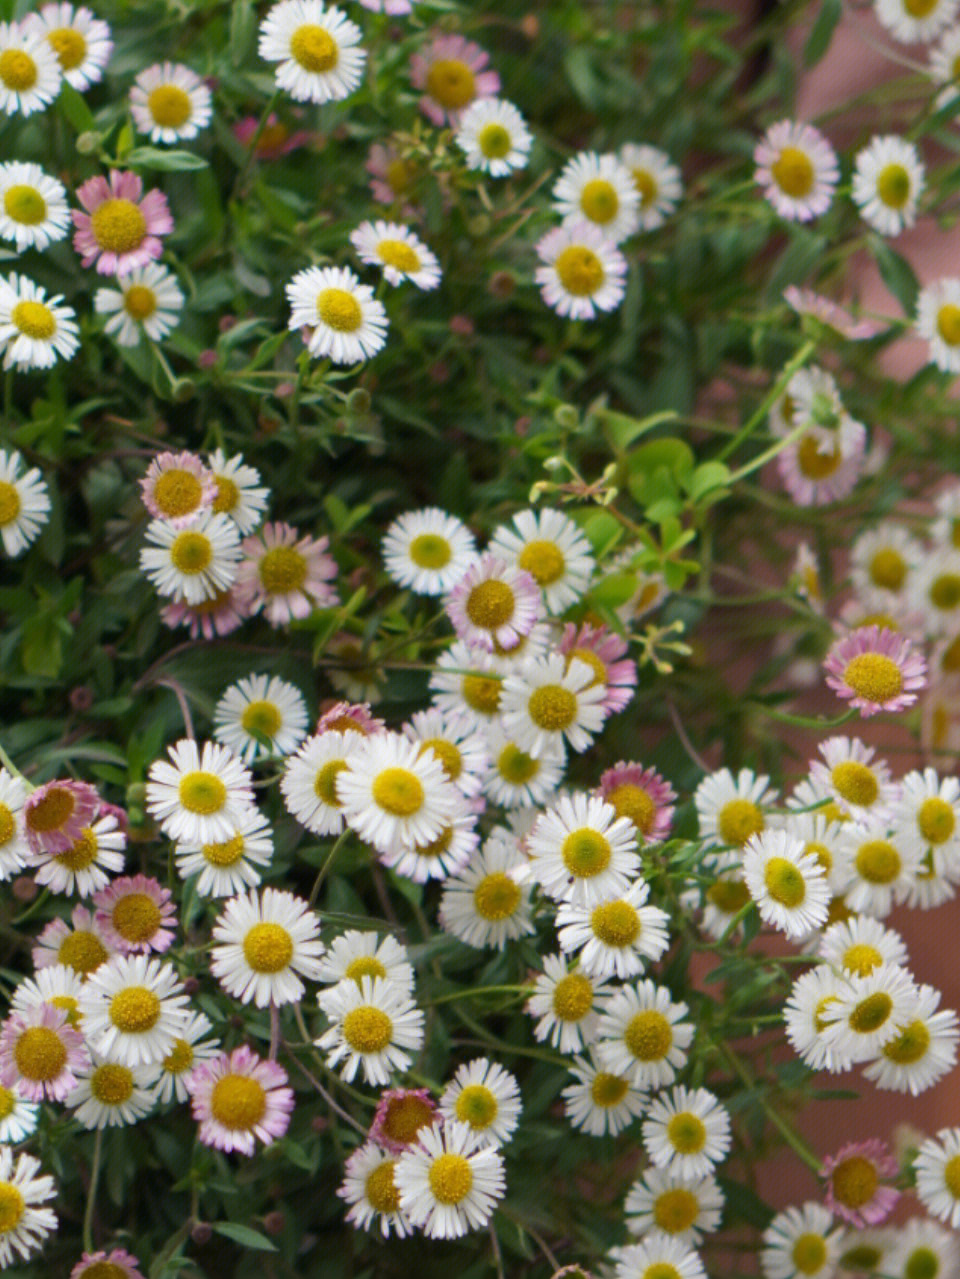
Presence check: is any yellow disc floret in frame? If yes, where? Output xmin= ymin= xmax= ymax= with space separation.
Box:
xmin=342 ymin=1006 xmax=393 ymax=1054
xmin=554 ymin=246 xmax=604 ymax=296
xmin=90 ymin=199 xmax=147 ymax=253
xmin=243 ymin=922 xmax=294 ymax=973
xmin=11 ymin=300 xmax=55 ymax=341
xmin=289 ymin=24 xmax=338 ymax=72
xmin=428 ymin=1152 xmax=473 ymax=1204
xmin=147 ymin=84 xmax=192 ymax=128
xmin=316 ymin=288 xmax=362 ymax=332
xmin=210 ymin=1074 xmax=267 ymax=1129
xmin=371 ymin=767 xmax=424 ymax=817
xmin=842 ymin=654 xmax=903 ymax=704
xmin=623 ymin=1010 xmax=672 ymax=1061
xmin=771 ymin=147 xmax=815 ymax=197
xmin=178 ymin=770 xmax=227 ymax=814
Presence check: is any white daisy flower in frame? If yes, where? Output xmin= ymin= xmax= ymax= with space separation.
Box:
xmin=561 ymin=1048 xmax=647 ymax=1136
xmin=213 ymin=673 xmax=309 ymax=764
xmin=820 ymin=963 xmax=920 ymax=1064
xmin=0 ymin=767 xmax=28 ymax=878
xmin=94 ymin=261 xmax=184 ymax=347
xmin=205 ymin=449 xmax=269 ymax=535
xmin=11 ymin=963 xmax=84 ymax=1026
xmin=805 ymin=735 xmax=899 ymax=821
xmin=778 ymin=809 xmax=846 ymax=898
xmin=596 ymin=978 xmax=694 ymax=1090
xmin=0 ymin=449 xmax=50 ymax=558
xmin=438 ymin=1057 xmax=521 ymax=1148
xmin=527 ymin=791 xmax=640 ymax=907
xmin=535 ymin=220 xmax=628 ymax=319
xmin=402 ymin=707 xmax=489 ymax=799
xmin=525 ymin=953 xmax=611 ymax=1054
xmin=501 ymin=653 xmax=607 ymax=757
xmin=619 ymin=143 xmax=683 ymax=230
xmin=742 ymin=828 xmax=831 ymax=938
xmin=350 ymin=220 xmax=441 ymax=290
xmin=337 ymin=730 xmax=459 ymax=855
xmin=139 ymin=509 xmax=242 ymax=605
xmin=931 ymin=480 xmax=960 ymax=548
xmin=130 ymin=61 xmax=212 ymax=143
xmin=66 ymin=1057 xmax=158 ymax=1128
xmin=895 ymin=767 xmax=960 ymax=858
xmin=914 ymin=1127 xmax=960 ymax=1227
xmin=394 ymin=1120 xmax=505 ymax=1239
xmin=0 ymin=161 xmax=69 ymax=251
xmin=553 ymin=150 xmax=640 ymax=243
xmin=761 ymin=1202 xmax=844 ymax=1279
xmin=30 ymin=813 xmax=126 ymax=898
xmin=888 ymin=1217 xmax=959 ymax=1279
xmin=0 ymin=1082 xmax=38 ymax=1144
xmin=145 ymin=738 xmax=255 ymax=846
xmin=317 ymin=974 xmax=424 ymax=1085
xmin=210 ymin=887 xmax=324 ymax=1008
xmin=917 ymin=277 xmax=960 ymax=374
xmin=429 ymin=639 xmax=505 ymax=730
xmin=487 ymin=507 xmax=596 ymax=615
xmin=382 ymin=507 xmax=477 ymax=596
xmin=379 ymin=799 xmax=478 ymax=884
xmin=875 ymin=0 xmax=959 ymax=44
xmin=0 ymin=272 xmax=78 ymax=370
xmin=641 ymin=1085 xmax=732 ymax=1181
xmin=79 ymin=954 xmax=189 ymax=1068
xmin=280 ymin=729 xmax=361 ymax=837
xmin=175 ymin=805 xmax=274 ymax=898
xmin=481 ymin=720 xmax=566 ymax=809
xmin=754 ymin=119 xmax=839 ymax=221
xmin=0 ymin=1148 xmax=56 ymax=1268
xmin=695 ymin=767 xmax=776 ymax=849
xmin=852 ymin=135 xmax=925 ymax=237
xmin=287 ymin=263 xmax=387 ymax=364
xmin=556 ymin=879 xmax=670 ymax=979
xmin=152 ymin=1008 xmax=219 ymax=1103
xmin=317 ymin=930 xmax=414 ymax=994
xmin=913 ymin=550 xmax=960 ymax=636
xmin=929 ymin=23 xmax=960 ymax=109
xmin=784 ymin=966 xmax=857 ymax=1073
xmin=862 ymin=981 xmax=959 ymax=1094
xmin=259 ymin=0 xmax=365 ymax=103
xmin=624 ymin=1169 xmax=724 ymax=1244
xmin=611 ymin=1233 xmax=706 ymax=1279
xmin=835 ymin=819 xmax=922 ymax=917
xmin=338 ymin=1142 xmax=412 ymax=1238
xmin=456 ymin=97 xmax=532 ymax=176
xmin=24 ymin=3 xmax=111 ymax=90
xmin=818 ymin=915 xmax=909 ymax=979
xmin=0 ymin=19 xmax=62 ymax=116
xmin=696 ymin=854 xmax=753 ymax=942
xmin=437 ymin=826 xmax=535 ymax=950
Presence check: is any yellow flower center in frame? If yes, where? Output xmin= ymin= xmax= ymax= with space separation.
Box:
xmin=112 ymin=892 xmax=163 ymax=943
xmin=50 ymin=994 xmax=80 ymax=1028
xmin=243 ymin=922 xmax=294 ymax=973
xmin=842 ymin=654 xmax=903 ymax=705
xmin=876 ymin=163 xmax=911 ymax=209
xmin=386 ymin=157 xmax=414 ymax=195
xmin=178 ymin=769 xmax=227 ymax=814
xmin=376 ymin=239 xmax=421 ymax=273
xmin=590 ymin=899 xmax=640 ymax=946
xmin=425 ymin=59 xmax=476 ymax=110
xmin=365 ymin=1160 xmax=400 ymax=1214
xmin=461 ymin=673 xmax=501 ymax=715
xmin=855 ymin=839 xmax=900 ymax=884
xmin=110 ymin=986 xmax=161 ymax=1033
xmin=797 ymin=434 xmax=842 ymax=479
xmin=58 ymin=929 xmax=109 ymax=974
xmin=11 ymin=300 xmax=55 ymax=341
xmin=313 ymin=759 xmax=347 ymax=807
xmin=918 ymin=796 xmax=955 ymax=844
xmin=3 ymin=184 xmax=46 ymax=225
xmin=478 ymin=123 xmax=512 ymax=158
xmin=90 ymin=1062 xmax=135 ymax=1105
xmin=147 ymin=83 xmax=192 ymax=128
xmin=79 ymin=1261 xmax=129 ymax=1279
xmin=465 ymin=579 xmax=515 ymax=630
xmin=210 ymin=1074 xmax=267 ymax=1129
xmin=706 ymin=878 xmax=751 ymax=912
xmin=25 ymin=784 xmax=76 ymax=833
xmin=163 ymin=1037 xmax=195 ymax=1073
xmin=371 ymin=766 xmax=424 ymax=817
xmin=653 ymin=1187 xmax=699 ymax=1233
xmin=90 ymin=198 xmax=148 ymax=254
xmin=554 ymin=245 xmax=605 ymax=296
xmin=419 ymin=738 xmax=461 ymax=781
xmin=241 ymin=700 xmax=282 ymax=741
xmin=848 ymin=991 xmax=893 ymax=1034
xmin=942 ymin=1154 xmax=960 ymax=1198
xmin=259 ymin=545 xmax=308 ymax=594
xmin=47 ymin=26 xmax=87 ymax=70
xmin=831 ymin=761 xmax=878 ymax=807
xmin=0 ymin=1087 xmax=13 ymax=1121
xmin=841 ymin=1246 xmax=882 ymax=1273
xmin=289 ymin=24 xmax=338 ymax=72
xmin=567 ymin=648 xmax=607 ymax=690
xmin=408 ymin=533 xmax=451 ymax=569
xmin=14 ymin=1025 xmax=67 ymax=1081
xmin=0 ymin=483 xmax=20 ymax=528
xmin=667 ymin=1111 xmax=707 ymax=1153
xmin=153 ymin=469 xmax=203 ymax=519
xmin=792 ymin=1234 xmax=828 ymax=1275
xmin=0 ymin=49 xmax=37 ymax=91
xmin=528 ymin=684 xmax=577 ymax=731
xmin=518 ymin=539 xmax=566 ymax=585
xmin=805 ymin=841 xmax=833 ymax=873
xmin=0 ymin=1183 xmax=24 ymax=1234
xmin=212 ymin=475 xmax=238 ymax=513
xmin=124 ymin=284 xmax=158 ymax=321
xmin=623 ymin=1009 xmax=672 ymax=1061
xmin=764 ymin=856 xmax=807 ymax=907
xmin=496 ymin=743 xmax=538 ymax=785
xmin=842 ymin=942 xmax=883 ymax=977
xmin=903 ymin=0 xmax=938 ymax=16
xmin=941 ymin=636 xmax=960 ymax=674
xmin=562 ymin=828 xmax=612 ymax=878
xmin=473 ymin=872 xmax=522 ymax=920
xmin=55 ymin=830 xmax=100 ymax=876
xmin=552 ymin=973 xmax=594 ymax=1020
xmin=344 ymin=956 xmax=387 ymax=984
xmin=590 ymin=1072 xmax=629 ymax=1106
xmin=632 ymin=168 xmax=659 ymax=205
xmin=904 ymin=1249 xmax=940 ymax=1279
xmin=428 ymin=1152 xmax=474 ymax=1204
xmin=455 ymin=1083 xmax=499 ymax=1129
xmin=882 ymin=1019 xmax=931 ymax=1064
xmin=869 ymin=548 xmax=906 ymax=590
xmin=931 ymin=573 xmax=960 ymax=610
xmin=579 ymin=178 xmax=620 ymax=224
xmin=380 ymin=1093 xmax=435 ymax=1144
xmin=831 ymin=1155 xmax=878 ymax=1208
xmin=342 ymin=1006 xmax=393 ymax=1053
xmin=771 ymin=147 xmax=815 ymax=198
xmin=316 ymin=287 xmax=362 ymax=332
xmin=169 ymin=530 xmax=213 ymax=575
xmin=717 ymin=799 xmax=764 ymax=847
xmin=201 ymin=832 xmax=246 ymax=866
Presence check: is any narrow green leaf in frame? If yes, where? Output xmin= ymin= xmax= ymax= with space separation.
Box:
xmin=125 ymin=146 xmax=209 ymax=172
xmin=803 ymin=0 xmax=842 ymax=65
xmin=211 ymin=1222 xmax=278 ymax=1251
xmin=872 ymin=238 xmax=920 ymax=314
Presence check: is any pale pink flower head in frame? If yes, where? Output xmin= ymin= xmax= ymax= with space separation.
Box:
xmin=139 ymin=450 xmax=216 ymax=527
xmin=22 ymin=778 xmax=99 ymax=854
xmin=370 ymin=1086 xmax=438 ymax=1153
xmin=445 ymin=553 xmax=541 ymax=653
xmin=358 ymin=0 xmax=413 ymax=12
xmin=824 ymin=624 xmax=927 ymax=717
xmin=821 ymin=1139 xmax=899 ymax=1228
xmin=236 ymin=521 xmax=339 ymax=626
xmin=784 ymin=287 xmax=884 ymax=341
xmin=366 ymin=142 xmax=419 ymax=211
xmin=93 ymin=873 xmax=177 ymax=955
xmin=33 ymin=903 xmax=114 ymax=977
xmin=559 ymin=621 xmax=637 ymax=716
xmin=316 ymin=700 xmax=386 ymax=737
xmin=409 ymin=33 xmax=500 ymax=127
xmin=160 ymin=585 xmax=249 ymax=640
xmin=187 ymin=1043 xmax=294 ymax=1156
xmin=233 ymin=113 xmax=314 ymax=159
xmin=598 ymin=761 xmax=676 ymax=844
xmin=776 ymin=417 xmax=868 ymax=507
xmin=72 ymin=169 xmax=173 ymax=276
xmin=71 ymin=1248 xmax=145 ymax=1279
xmin=0 ymin=1001 xmax=90 ymax=1102
xmin=754 ymin=120 xmax=839 ymax=222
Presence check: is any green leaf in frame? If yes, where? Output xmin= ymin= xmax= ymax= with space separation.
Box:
xmin=57 ymin=82 xmax=95 ymax=133
xmin=803 ymin=0 xmax=842 ymax=65
xmin=685 ymin=460 xmax=732 ymax=502
xmin=211 ymin=1223 xmax=277 ymax=1251
xmin=588 ymin=571 xmax=638 ymax=608
xmin=125 ymin=147 xmax=209 ymax=172
xmin=872 ymin=238 xmax=920 ymax=314
xmin=718 ymin=1176 xmax=776 ymax=1228
xmin=21 ymin=616 xmax=62 ymax=679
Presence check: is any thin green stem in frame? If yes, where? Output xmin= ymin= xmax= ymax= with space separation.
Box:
xmin=717 ymin=1041 xmax=822 ymax=1173
xmin=308 ymin=830 xmax=349 ymax=908
xmin=717 ymin=340 xmax=817 ymax=463
xmin=82 ymin=1128 xmax=103 ymax=1253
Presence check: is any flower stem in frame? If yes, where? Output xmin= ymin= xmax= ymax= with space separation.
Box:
xmin=82 ymin=1128 xmax=103 ymax=1253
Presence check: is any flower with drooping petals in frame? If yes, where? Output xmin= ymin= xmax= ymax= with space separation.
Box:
xmin=445 ymin=553 xmax=541 ymax=653
xmin=535 ymin=221 xmax=628 ymax=320
xmin=139 ymin=451 xmax=215 ymax=528
xmin=188 ymin=1044 xmax=294 ymax=1155
xmin=370 ymin=1087 xmax=438 ymax=1153
xmin=784 ymin=286 xmax=884 ymax=340
xmin=823 ymin=624 xmax=927 ymax=716
xmin=0 ymin=272 xmax=79 ymax=370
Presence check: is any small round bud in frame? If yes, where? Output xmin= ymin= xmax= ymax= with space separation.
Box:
xmin=76 ymin=131 xmax=100 ymax=155
xmin=347 ymin=387 xmax=371 ymax=413
xmin=263 ymin=1211 xmax=285 ymax=1236
xmin=197 ymin=350 xmax=218 ymax=370
xmin=467 ymin=214 xmax=491 ymax=236
xmin=11 ymin=876 xmax=38 ymax=904
xmin=191 ymin=1221 xmax=212 ymax=1245
xmin=182 ymin=976 xmax=200 ymax=996
xmin=449 ymin=314 xmax=475 ymax=338
xmin=125 ymin=782 xmax=147 ymax=811
xmin=553 ymin=405 xmax=579 ymax=430
xmin=69 ymin=686 xmax=94 ymax=713
xmin=488 ymin=270 xmax=515 ymax=300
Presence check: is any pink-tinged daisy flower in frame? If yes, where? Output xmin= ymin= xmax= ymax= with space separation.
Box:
xmin=370 ymin=1087 xmax=438 ymax=1154
xmin=783 ymin=286 xmax=884 ymax=340
xmin=233 ymin=113 xmax=314 ymax=159
xmin=821 ymin=1139 xmax=899 ymax=1228
xmin=338 ymin=1141 xmax=412 ymax=1238
xmin=316 ymin=700 xmax=386 ymax=736
xmin=188 ymin=1044 xmax=294 ymax=1156
xmin=236 ymin=521 xmax=339 ymax=626
xmin=160 ymin=586 xmax=248 ymax=640
xmin=357 ymin=0 xmax=412 ymax=11
xmin=777 ymin=417 xmax=868 ymax=507
xmin=598 ymin=762 xmax=676 ymax=843
xmin=25 ymin=3 xmax=112 ymax=91
xmin=824 ymin=624 xmax=927 ymax=717
xmin=22 ymin=778 xmax=99 ymax=854
xmin=72 ymin=170 xmax=173 ymax=277
xmin=33 ymin=904 xmax=113 ymax=977
xmin=445 ymin=553 xmax=541 ymax=653
xmin=71 ymin=1249 xmax=145 ymax=1279
xmin=139 ymin=451 xmax=216 ymax=528
xmin=754 ymin=120 xmax=839 ymax=221
xmin=129 ymin=61 xmax=212 ymax=144
xmin=366 ymin=142 xmax=419 ymax=210
xmin=409 ymin=33 xmax=500 ymax=127
xmin=0 ymin=1002 xmax=89 ymax=1102
xmin=560 ymin=622 xmax=636 ymax=717
xmin=93 ymin=874 xmax=176 ymax=955
xmin=535 ymin=221 xmax=628 ymax=320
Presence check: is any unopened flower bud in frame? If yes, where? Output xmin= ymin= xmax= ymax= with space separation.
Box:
xmin=12 ymin=876 xmax=38 ymax=904
xmin=76 ymin=131 xmax=100 ymax=155
xmin=553 ymin=405 xmax=579 ymax=430
xmin=347 ymin=387 xmax=371 ymax=413
xmin=191 ymin=1221 xmax=212 ymax=1245
xmin=263 ymin=1211 xmax=285 ymax=1236
xmin=69 ymin=686 xmax=94 ymax=713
